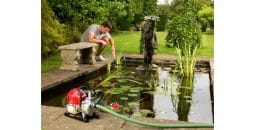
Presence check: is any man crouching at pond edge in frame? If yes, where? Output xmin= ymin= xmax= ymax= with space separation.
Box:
xmin=80 ymin=21 xmax=116 ymax=61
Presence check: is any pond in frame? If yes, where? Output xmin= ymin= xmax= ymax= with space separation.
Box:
xmin=42 ymin=65 xmax=213 ymax=124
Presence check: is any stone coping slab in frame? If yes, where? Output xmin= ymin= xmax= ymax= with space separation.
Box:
xmin=42 ymin=61 xmax=106 ymax=92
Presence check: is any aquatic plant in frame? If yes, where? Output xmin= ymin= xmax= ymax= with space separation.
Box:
xmin=97 ymin=69 xmax=127 ymax=87
xmin=176 ymin=45 xmax=197 ymax=79
xmin=106 ymin=59 xmax=112 ymax=77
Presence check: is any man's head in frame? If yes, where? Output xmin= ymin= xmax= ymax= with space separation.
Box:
xmin=99 ymin=21 xmax=112 ymax=34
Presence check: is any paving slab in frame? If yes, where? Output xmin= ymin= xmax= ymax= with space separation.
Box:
xmin=42 ymin=106 xmax=213 ymax=130
xmin=42 ymin=106 xmax=125 ymax=130
xmin=121 ymin=116 xmax=213 ymax=130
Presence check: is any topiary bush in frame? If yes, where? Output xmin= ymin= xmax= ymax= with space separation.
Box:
xmin=165 ymin=0 xmax=201 ymax=54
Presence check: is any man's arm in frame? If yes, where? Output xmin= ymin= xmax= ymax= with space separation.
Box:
xmin=109 ymin=37 xmax=116 ymax=59
xmin=87 ymin=32 xmax=106 ymax=44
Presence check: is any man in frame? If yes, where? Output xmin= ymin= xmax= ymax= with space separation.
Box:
xmin=80 ymin=21 xmax=116 ymax=61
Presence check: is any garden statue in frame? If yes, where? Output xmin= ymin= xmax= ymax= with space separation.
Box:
xmin=140 ymin=15 xmax=159 ymax=67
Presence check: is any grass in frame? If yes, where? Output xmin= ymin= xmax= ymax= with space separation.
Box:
xmin=41 ymin=54 xmax=61 ymax=73
xmin=42 ymin=31 xmax=214 ymax=73
xmin=105 ymin=31 xmax=214 ymax=57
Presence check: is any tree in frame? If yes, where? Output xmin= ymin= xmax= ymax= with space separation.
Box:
xmin=49 ymin=0 xmax=125 ymax=28
xmin=197 ymin=6 xmax=214 ymax=32
xmin=168 ymin=0 xmax=213 ymax=20
xmin=157 ymin=4 xmax=170 ymax=31
xmin=142 ymin=0 xmax=158 ymax=16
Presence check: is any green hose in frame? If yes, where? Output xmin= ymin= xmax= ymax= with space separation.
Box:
xmin=95 ymin=89 xmax=104 ymax=104
xmin=96 ymin=104 xmax=214 ymax=128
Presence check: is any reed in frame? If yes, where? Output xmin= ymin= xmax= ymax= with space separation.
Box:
xmin=176 ymin=44 xmax=197 ymax=79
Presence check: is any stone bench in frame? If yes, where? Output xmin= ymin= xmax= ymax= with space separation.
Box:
xmin=58 ymin=42 xmax=98 ymax=71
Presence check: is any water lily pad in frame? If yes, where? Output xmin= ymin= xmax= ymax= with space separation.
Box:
xmin=184 ymin=95 xmax=192 ymax=99
xmin=117 ymin=80 xmax=127 ymax=83
xmin=129 ymin=89 xmax=140 ymax=93
xmin=170 ymin=92 xmax=180 ymax=96
xmin=186 ymin=100 xmax=192 ymax=103
xmin=122 ymin=107 xmax=131 ymax=113
xmin=104 ymin=88 xmax=125 ymax=94
xmin=139 ymin=109 xmax=153 ymax=116
xmin=120 ymin=97 xmax=129 ymax=101
xmin=164 ymin=67 xmax=171 ymax=71
xmin=133 ymin=87 xmax=144 ymax=90
xmin=143 ymin=91 xmax=154 ymax=94
xmin=120 ymin=85 xmax=131 ymax=89
xmin=154 ymin=109 xmax=166 ymax=114
xmin=127 ymin=93 xmax=138 ymax=97
xmin=132 ymin=111 xmax=142 ymax=116
xmin=128 ymin=102 xmax=139 ymax=107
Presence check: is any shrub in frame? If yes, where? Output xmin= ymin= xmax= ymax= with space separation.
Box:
xmin=156 ymin=14 xmax=168 ymax=31
xmin=41 ymin=0 xmax=66 ymax=58
xmin=165 ymin=0 xmax=201 ymax=53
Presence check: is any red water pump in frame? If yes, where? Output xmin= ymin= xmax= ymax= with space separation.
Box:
xmin=65 ymin=86 xmax=100 ymax=122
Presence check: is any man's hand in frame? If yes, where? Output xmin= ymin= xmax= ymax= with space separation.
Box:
xmin=100 ymin=40 xmax=107 ymax=46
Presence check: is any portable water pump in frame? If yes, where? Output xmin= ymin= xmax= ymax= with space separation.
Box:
xmin=65 ymin=86 xmax=100 ymax=122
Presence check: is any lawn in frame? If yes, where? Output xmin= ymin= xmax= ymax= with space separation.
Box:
xmin=105 ymin=31 xmax=214 ymax=57
xmin=42 ymin=31 xmax=214 ymax=73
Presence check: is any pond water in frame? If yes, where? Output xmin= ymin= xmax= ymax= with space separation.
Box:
xmin=42 ymin=66 xmax=213 ymax=124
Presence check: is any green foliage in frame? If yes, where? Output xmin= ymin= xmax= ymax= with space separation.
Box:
xmin=42 ymin=32 xmax=213 ymax=73
xmin=157 ymin=4 xmax=170 ymax=15
xmin=176 ymin=46 xmax=197 ymax=78
xmin=165 ymin=0 xmax=202 ymax=53
xmin=133 ymin=14 xmax=144 ymax=31
xmin=197 ymin=6 xmax=214 ymax=32
xmin=168 ymin=0 xmax=213 ymax=21
xmin=142 ymin=0 xmax=158 ymax=16
xmin=118 ymin=16 xmax=132 ymax=31
xmin=166 ymin=0 xmax=202 ymax=79
xmin=139 ymin=30 xmax=145 ymax=54
xmin=49 ymin=0 xmax=125 ymax=24
xmin=156 ymin=14 xmax=168 ymax=31
xmin=117 ymin=0 xmax=136 ymax=31
xmin=41 ymin=0 xmax=66 ymax=58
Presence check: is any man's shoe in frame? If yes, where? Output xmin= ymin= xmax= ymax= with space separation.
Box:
xmin=95 ymin=55 xmax=106 ymax=61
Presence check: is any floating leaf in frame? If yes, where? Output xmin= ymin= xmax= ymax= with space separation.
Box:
xmin=128 ymin=102 xmax=139 ymax=107
xmin=132 ymin=111 xmax=142 ymax=116
xmin=186 ymin=100 xmax=192 ymax=103
xmin=143 ymin=91 xmax=154 ymax=94
xmin=120 ymin=97 xmax=128 ymax=101
xmin=139 ymin=109 xmax=153 ymax=116
xmin=120 ymin=85 xmax=131 ymax=91
xmin=127 ymin=93 xmax=138 ymax=97
xmin=133 ymin=87 xmax=144 ymax=91
xmin=129 ymin=89 xmax=140 ymax=93
xmin=179 ymin=86 xmax=192 ymax=89
xmin=117 ymin=80 xmax=126 ymax=83
xmin=184 ymin=95 xmax=192 ymax=99
xmin=105 ymin=88 xmax=125 ymax=95
xmin=170 ymin=92 xmax=181 ymax=96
